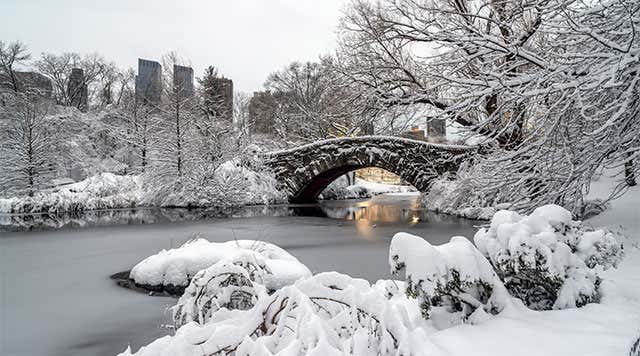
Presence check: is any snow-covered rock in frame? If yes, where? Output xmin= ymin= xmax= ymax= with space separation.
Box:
xmin=474 ymin=204 xmax=624 ymax=310
xmin=129 ymin=238 xmax=312 ymax=293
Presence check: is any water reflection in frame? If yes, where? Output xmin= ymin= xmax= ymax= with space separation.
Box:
xmin=0 ymin=194 xmax=474 ymax=232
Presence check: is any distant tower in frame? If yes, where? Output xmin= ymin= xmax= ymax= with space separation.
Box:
xmin=173 ymin=65 xmax=194 ymax=98
xmin=426 ymin=118 xmax=447 ymax=143
xmin=215 ymin=77 xmax=233 ymax=121
xmin=67 ymin=68 xmax=88 ymax=111
xmin=248 ymin=90 xmax=276 ymax=134
xmin=135 ymin=59 xmax=162 ymax=104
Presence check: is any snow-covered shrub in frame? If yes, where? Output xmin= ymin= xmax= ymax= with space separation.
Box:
xmin=172 ymin=252 xmax=270 ymax=328
xmin=120 ymin=272 xmax=435 ymax=356
xmin=142 ymin=159 xmax=285 ymax=209
xmin=129 ymin=238 xmax=311 ymax=294
xmin=0 ymin=173 xmax=143 ymax=214
xmin=474 ymin=204 xmax=624 ymax=310
xmin=389 ymin=233 xmax=512 ymax=328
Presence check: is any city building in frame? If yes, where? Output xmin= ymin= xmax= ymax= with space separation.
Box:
xmin=67 ymin=68 xmax=88 ymax=111
xmin=173 ymin=64 xmax=194 ymax=98
xmin=248 ymin=90 xmax=276 ymax=134
xmin=215 ymin=77 xmax=233 ymax=121
xmin=426 ymin=118 xmax=446 ymax=143
xmin=135 ymin=58 xmax=162 ymax=104
xmin=0 ymin=71 xmax=53 ymax=98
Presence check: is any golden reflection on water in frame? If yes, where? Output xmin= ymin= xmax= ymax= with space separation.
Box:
xmin=320 ymin=195 xmax=423 ymax=240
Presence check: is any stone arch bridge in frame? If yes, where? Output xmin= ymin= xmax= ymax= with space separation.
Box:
xmin=262 ymin=136 xmax=477 ymax=203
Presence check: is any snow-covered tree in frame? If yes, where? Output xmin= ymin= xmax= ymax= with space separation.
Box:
xmin=0 ymin=94 xmax=55 ymax=196
xmin=337 ymin=0 xmax=640 ymax=214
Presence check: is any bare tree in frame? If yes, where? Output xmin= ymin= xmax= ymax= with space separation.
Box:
xmin=264 ymin=59 xmax=373 ymax=144
xmin=34 ymin=52 xmax=111 ymax=110
xmin=149 ymin=52 xmax=198 ymax=179
xmin=0 ymin=41 xmax=31 ymax=94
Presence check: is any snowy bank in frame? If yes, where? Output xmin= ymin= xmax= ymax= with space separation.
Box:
xmin=129 ymin=238 xmax=312 ymax=294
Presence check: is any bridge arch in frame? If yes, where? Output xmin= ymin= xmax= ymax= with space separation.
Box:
xmin=263 ymin=136 xmax=476 ymax=203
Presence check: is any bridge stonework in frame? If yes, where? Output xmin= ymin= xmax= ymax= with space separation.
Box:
xmin=263 ymin=136 xmax=476 ymax=203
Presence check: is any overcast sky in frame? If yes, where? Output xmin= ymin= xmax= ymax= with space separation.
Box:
xmin=1 ymin=0 xmax=346 ymax=93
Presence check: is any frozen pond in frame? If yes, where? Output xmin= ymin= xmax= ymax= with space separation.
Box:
xmin=0 ymin=194 xmax=480 ymax=356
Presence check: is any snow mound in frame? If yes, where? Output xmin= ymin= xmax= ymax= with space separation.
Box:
xmin=129 ymin=238 xmax=312 ymax=293
xmin=474 ymin=204 xmax=624 ymax=310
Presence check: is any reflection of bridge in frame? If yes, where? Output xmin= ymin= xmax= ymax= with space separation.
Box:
xmin=263 ymin=136 xmax=477 ymax=203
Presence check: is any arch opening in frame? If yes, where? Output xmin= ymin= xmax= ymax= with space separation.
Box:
xmin=291 ymin=166 xmax=418 ymax=203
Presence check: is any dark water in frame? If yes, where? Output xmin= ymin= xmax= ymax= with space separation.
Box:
xmin=0 ymin=193 xmax=473 ymax=232
xmin=0 ymin=194 xmax=480 ymax=356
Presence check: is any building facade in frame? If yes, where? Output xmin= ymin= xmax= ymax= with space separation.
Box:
xmin=173 ymin=64 xmax=194 ymax=98
xmin=248 ymin=90 xmax=276 ymax=134
xmin=215 ymin=77 xmax=233 ymax=121
xmin=135 ymin=59 xmax=162 ymax=104
xmin=0 ymin=71 xmax=53 ymax=98
xmin=67 ymin=68 xmax=88 ymax=111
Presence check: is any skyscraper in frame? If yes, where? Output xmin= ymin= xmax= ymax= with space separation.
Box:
xmin=135 ymin=59 xmax=162 ymax=104
xmin=173 ymin=65 xmax=194 ymax=98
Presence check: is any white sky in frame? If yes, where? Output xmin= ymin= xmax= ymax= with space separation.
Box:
xmin=0 ymin=0 xmax=347 ymax=93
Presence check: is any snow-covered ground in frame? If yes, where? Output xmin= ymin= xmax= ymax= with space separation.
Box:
xmin=121 ymin=173 xmax=640 ymax=356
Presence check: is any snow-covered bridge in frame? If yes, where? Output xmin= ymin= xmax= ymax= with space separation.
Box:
xmin=263 ymin=136 xmax=477 ymax=203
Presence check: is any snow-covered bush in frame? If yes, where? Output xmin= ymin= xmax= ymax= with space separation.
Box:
xmin=172 ymin=252 xmax=270 ymax=328
xmin=0 ymin=173 xmax=142 ymax=214
xmin=129 ymin=238 xmax=311 ymax=294
xmin=474 ymin=205 xmax=624 ymax=310
xmin=142 ymin=159 xmax=286 ymax=209
xmin=389 ymin=233 xmax=512 ymax=328
xmin=120 ymin=272 xmax=435 ymax=356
